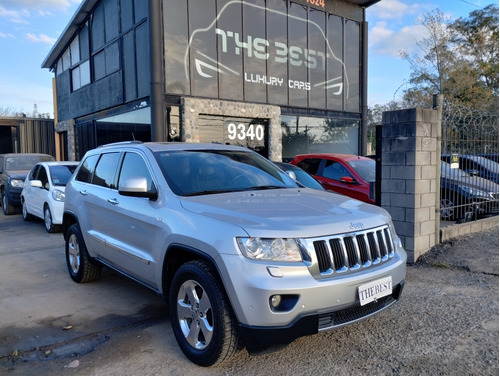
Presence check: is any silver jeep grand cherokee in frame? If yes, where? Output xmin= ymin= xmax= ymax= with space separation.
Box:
xmin=63 ymin=142 xmax=406 ymax=366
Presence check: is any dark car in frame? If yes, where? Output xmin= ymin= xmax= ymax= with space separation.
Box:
xmin=442 ymin=154 xmax=499 ymax=184
xmin=0 ymin=153 xmax=55 ymax=215
xmin=291 ymin=153 xmax=376 ymax=204
xmin=273 ymin=162 xmax=325 ymax=191
xmin=440 ymin=161 xmax=499 ymax=221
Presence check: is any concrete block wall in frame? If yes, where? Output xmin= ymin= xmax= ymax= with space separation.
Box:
xmin=381 ymin=108 xmax=439 ymax=263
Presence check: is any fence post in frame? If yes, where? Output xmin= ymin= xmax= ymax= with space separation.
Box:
xmin=380 ymin=108 xmax=439 ymax=263
xmin=433 ymin=94 xmax=443 ymax=244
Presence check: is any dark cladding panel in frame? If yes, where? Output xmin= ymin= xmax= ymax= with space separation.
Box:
xmin=163 ymin=0 xmax=190 ymax=94
xmin=123 ymin=31 xmax=137 ymax=101
xmin=266 ymin=0 xmax=288 ymax=106
xmin=308 ymin=9 xmax=327 ymax=109
xmin=134 ymin=0 xmax=148 ymax=22
xmin=188 ymin=0 xmax=218 ymax=97
xmin=104 ymin=0 xmax=119 ymax=42
xmin=344 ymin=19 xmax=359 ymax=112
xmin=91 ymin=3 xmax=105 ymax=52
xmin=326 ymin=13 xmax=343 ymax=111
xmin=242 ymin=0 xmax=267 ymax=103
xmin=216 ymin=0 xmax=244 ymax=101
xmin=288 ymin=2 xmax=308 ymax=108
xmin=120 ymin=0 xmax=134 ymax=31
xmin=136 ymin=22 xmax=150 ymax=98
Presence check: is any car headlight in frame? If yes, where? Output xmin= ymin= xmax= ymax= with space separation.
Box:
xmin=52 ymin=189 xmax=65 ymax=202
xmin=237 ymin=237 xmax=303 ymax=262
xmin=10 ymin=179 xmax=24 ymax=188
xmin=461 ymin=186 xmax=491 ymax=198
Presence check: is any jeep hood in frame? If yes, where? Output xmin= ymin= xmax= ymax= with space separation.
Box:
xmin=180 ymin=188 xmax=392 ymax=237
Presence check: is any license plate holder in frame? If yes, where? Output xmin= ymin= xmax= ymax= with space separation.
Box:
xmin=358 ymin=276 xmax=393 ymax=306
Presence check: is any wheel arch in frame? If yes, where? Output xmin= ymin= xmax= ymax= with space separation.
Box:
xmin=161 ymin=244 xmax=224 ymax=299
xmin=62 ymin=210 xmax=79 ymax=240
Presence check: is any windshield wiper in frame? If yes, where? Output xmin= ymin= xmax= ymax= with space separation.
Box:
xmin=246 ymin=185 xmax=284 ymax=191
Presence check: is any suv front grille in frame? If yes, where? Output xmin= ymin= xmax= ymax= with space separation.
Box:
xmin=305 ymin=225 xmax=395 ymax=278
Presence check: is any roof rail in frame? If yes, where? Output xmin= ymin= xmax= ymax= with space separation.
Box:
xmin=97 ymin=141 xmax=143 ymax=148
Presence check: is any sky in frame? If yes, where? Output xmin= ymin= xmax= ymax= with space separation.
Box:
xmin=0 ymin=0 xmax=493 ymax=118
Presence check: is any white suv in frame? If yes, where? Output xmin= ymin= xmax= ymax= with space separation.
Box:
xmin=63 ymin=142 xmax=407 ymax=366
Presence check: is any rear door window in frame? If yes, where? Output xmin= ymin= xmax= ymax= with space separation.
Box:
xmin=296 ymin=158 xmax=322 ymax=175
xmin=92 ymin=153 xmax=121 ymax=189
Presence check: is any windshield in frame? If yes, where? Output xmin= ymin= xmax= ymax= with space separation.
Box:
xmin=49 ymin=164 xmax=78 ymax=186
xmin=347 ymin=159 xmax=376 ymax=182
xmin=468 ymin=156 xmax=499 ymax=173
xmin=154 ymin=150 xmax=298 ymax=196
xmin=5 ymin=155 xmax=54 ymax=171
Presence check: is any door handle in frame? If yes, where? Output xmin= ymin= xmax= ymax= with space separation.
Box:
xmin=108 ymin=198 xmax=119 ymax=205
xmin=80 ymin=190 xmax=88 ymax=195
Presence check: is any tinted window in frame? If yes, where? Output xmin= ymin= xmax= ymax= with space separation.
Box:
xmin=348 ymin=159 xmax=375 ymax=182
xmin=76 ymin=154 xmax=99 ymax=183
xmin=49 ymin=165 xmax=78 ymax=186
xmin=118 ymin=152 xmax=155 ymax=192
xmin=296 ymin=158 xmax=321 ymax=174
xmin=322 ymin=160 xmax=352 ymax=181
xmin=28 ymin=165 xmax=40 ymax=180
xmin=92 ymin=153 xmax=120 ymax=188
xmin=38 ymin=166 xmax=49 ymax=189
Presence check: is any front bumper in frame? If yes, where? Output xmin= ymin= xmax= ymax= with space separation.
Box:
xmin=240 ymin=282 xmax=404 ymax=354
xmin=6 ymin=186 xmax=22 ymax=207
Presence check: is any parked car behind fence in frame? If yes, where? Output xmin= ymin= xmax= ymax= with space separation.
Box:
xmin=0 ymin=153 xmax=55 ymax=215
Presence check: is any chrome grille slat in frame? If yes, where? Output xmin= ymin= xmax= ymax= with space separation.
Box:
xmin=309 ymin=225 xmax=396 ymax=277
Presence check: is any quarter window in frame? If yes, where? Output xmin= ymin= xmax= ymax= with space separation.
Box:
xmin=76 ymin=155 xmax=99 ymax=183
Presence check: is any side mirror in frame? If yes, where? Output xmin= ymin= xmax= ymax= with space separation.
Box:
xmin=119 ymin=176 xmax=157 ymax=200
xmin=30 ymin=180 xmax=43 ymax=188
xmin=340 ymin=176 xmax=356 ymax=184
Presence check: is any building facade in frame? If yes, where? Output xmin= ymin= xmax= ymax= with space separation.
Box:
xmin=42 ymin=0 xmax=379 ymax=161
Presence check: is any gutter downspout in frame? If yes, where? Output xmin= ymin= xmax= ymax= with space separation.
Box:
xmin=149 ymin=0 xmax=165 ymax=141
xmin=360 ymin=16 xmax=368 ymax=156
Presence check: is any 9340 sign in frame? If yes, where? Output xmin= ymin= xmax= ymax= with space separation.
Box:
xmin=227 ymin=123 xmax=265 ymax=141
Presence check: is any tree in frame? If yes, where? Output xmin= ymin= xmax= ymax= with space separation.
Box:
xmin=399 ymin=5 xmax=499 ymax=112
xmin=451 ymin=4 xmax=499 ymax=96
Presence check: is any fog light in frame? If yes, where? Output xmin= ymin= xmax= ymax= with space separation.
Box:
xmin=270 ymin=295 xmax=282 ymax=308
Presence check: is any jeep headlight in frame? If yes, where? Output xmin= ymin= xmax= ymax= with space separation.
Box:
xmin=237 ymin=238 xmax=302 ymax=262
xmin=52 ymin=189 xmax=65 ymax=202
xmin=10 ymin=179 xmax=24 ymax=188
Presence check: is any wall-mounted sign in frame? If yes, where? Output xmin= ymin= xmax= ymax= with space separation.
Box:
xmin=164 ymin=0 xmax=360 ymax=113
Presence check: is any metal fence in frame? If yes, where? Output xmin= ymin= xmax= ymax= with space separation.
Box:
xmin=440 ymin=101 xmax=499 ymax=223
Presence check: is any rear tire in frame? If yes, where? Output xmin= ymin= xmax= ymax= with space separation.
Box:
xmin=169 ymin=260 xmax=241 ymax=366
xmin=65 ymin=223 xmax=101 ymax=283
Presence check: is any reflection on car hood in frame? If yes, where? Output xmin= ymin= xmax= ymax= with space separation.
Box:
xmin=5 ymin=170 xmax=30 ymax=179
xmin=180 ymin=188 xmax=391 ymax=237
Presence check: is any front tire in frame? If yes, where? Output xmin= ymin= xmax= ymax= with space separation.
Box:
xmin=22 ymin=199 xmax=34 ymax=221
xmin=65 ymin=223 xmax=101 ymax=283
xmin=169 ymin=260 xmax=241 ymax=366
xmin=44 ymin=205 xmax=60 ymax=233
xmin=2 ymin=192 xmax=15 ymax=215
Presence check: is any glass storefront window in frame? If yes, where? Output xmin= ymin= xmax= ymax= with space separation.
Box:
xmin=281 ymin=115 xmax=359 ymax=161
xmin=95 ymin=106 xmax=151 ymax=146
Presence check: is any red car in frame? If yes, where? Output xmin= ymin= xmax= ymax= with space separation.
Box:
xmin=290 ymin=153 xmax=376 ymax=204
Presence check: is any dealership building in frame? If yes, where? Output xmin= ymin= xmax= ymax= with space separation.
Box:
xmin=42 ymin=0 xmax=379 ymax=161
